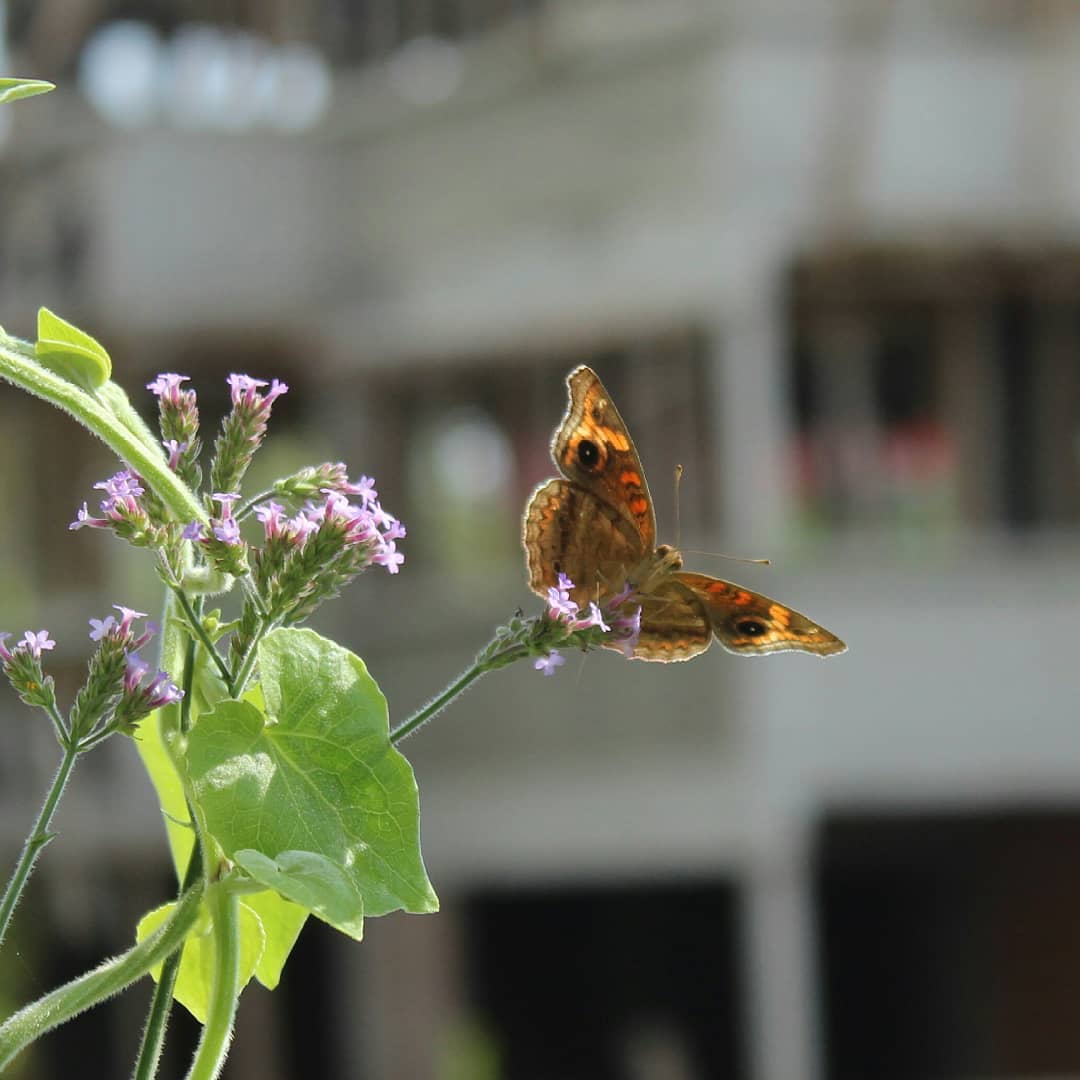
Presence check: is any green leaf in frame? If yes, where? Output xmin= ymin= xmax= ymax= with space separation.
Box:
xmin=235 ymin=850 xmax=364 ymax=941
xmin=187 ymin=628 xmax=438 ymax=937
xmin=241 ymin=889 xmax=308 ymax=990
xmin=35 ymin=307 xmax=111 ymax=389
xmin=134 ymin=712 xmax=193 ymax=877
xmin=136 ymin=899 xmax=265 ymax=1023
xmin=0 ymin=78 xmax=55 ymax=105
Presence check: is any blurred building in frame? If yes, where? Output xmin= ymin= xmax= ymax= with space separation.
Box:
xmin=4 ymin=1 xmax=1080 ymax=1078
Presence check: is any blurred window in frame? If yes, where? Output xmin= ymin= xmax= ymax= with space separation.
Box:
xmin=789 ymin=248 xmax=1080 ymax=536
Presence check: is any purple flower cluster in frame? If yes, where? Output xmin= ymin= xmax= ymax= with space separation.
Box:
xmin=255 ymin=483 xmax=406 ymax=583
xmin=70 ymin=469 xmax=169 ymax=548
xmin=71 ymin=604 xmax=183 ymax=739
xmin=534 ymin=573 xmax=642 ymax=674
xmin=182 ymin=492 xmax=249 ymax=576
xmin=210 ymin=374 xmax=289 ymax=496
xmin=1 ymin=606 xmax=183 ymax=737
xmin=148 ymin=372 xmax=202 ymax=489
xmin=255 ymin=479 xmax=405 ymax=576
xmin=0 ymin=629 xmax=57 ymax=709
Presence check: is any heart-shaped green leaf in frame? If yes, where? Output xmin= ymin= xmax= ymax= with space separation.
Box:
xmin=187 ymin=628 xmax=438 ymax=939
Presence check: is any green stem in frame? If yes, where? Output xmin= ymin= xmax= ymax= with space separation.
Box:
xmin=171 ymin=586 xmax=233 ymax=688
xmin=132 ymin=837 xmax=205 ymax=1080
xmin=0 ymin=881 xmax=204 ymax=1073
xmin=0 ymin=339 xmax=205 ymax=527
xmin=234 ymin=488 xmax=275 ymax=521
xmin=130 ymin=595 xmax=206 ymax=1080
xmin=0 ymin=740 xmax=80 ymax=950
xmin=230 ymin=617 xmax=272 ymax=698
xmin=185 ymin=883 xmax=240 ymax=1080
xmin=44 ymin=699 xmax=71 ymax=743
xmin=389 ymin=645 xmax=528 ymax=744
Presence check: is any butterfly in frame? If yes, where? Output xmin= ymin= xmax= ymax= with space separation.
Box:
xmin=523 ymin=365 xmax=847 ymax=660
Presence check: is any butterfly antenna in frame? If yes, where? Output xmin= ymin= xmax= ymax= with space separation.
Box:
xmin=673 ymin=464 xmax=683 ymax=551
xmin=683 ymin=549 xmax=772 ymax=566
xmin=674 ymin=464 xmax=769 ymax=565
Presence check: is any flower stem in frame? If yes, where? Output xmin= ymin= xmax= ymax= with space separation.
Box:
xmin=185 ymin=883 xmax=240 ymax=1080
xmin=0 ymin=739 xmax=80 ymax=950
xmin=389 ymin=644 xmax=529 ymax=744
xmin=132 ymin=837 xmax=204 ymax=1080
xmin=0 ymin=880 xmax=204 ymax=1073
xmin=234 ymin=488 xmax=275 ymax=521
xmin=230 ymin=617 xmax=272 ymax=698
xmin=171 ymin=586 xmax=233 ymax=688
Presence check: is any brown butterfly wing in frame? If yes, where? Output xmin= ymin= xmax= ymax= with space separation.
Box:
xmin=628 ymin=577 xmax=713 ymax=662
xmin=672 ymin=571 xmax=847 ymax=657
xmin=523 ymin=478 xmax=644 ymax=609
xmin=550 ymin=366 xmax=656 ymax=554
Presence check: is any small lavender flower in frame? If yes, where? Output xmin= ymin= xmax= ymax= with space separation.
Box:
xmin=534 ymin=651 xmax=566 ymax=676
xmin=211 ymin=492 xmax=241 ymax=545
xmin=20 ymin=630 xmax=56 ymax=659
xmin=123 ymin=652 xmax=150 ymax=691
xmin=573 ymin=602 xmax=611 ymax=633
xmin=210 ymin=373 xmax=289 ymax=496
xmin=87 ymin=617 xmax=114 ymax=643
xmin=340 ymin=474 xmax=377 ymax=507
xmin=372 ymin=538 xmax=404 ymax=574
xmin=546 ymin=574 xmax=579 ymax=621
xmin=164 ymin=439 xmax=187 ymax=470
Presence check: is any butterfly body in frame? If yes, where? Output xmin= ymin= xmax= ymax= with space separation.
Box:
xmin=523 ymin=366 xmax=846 ymax=660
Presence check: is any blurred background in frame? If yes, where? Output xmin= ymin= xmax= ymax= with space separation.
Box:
xmin=2 ymin=1 xmax=1080 ymax=1077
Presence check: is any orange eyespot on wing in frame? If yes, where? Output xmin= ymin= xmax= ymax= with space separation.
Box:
xmin=550 ymin=366 xmax=656 ymax=552
xmin=673 ymin=572 xmax=847 ymax=658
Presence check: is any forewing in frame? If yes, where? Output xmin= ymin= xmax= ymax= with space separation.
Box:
xmin=674 ymin=572 xmax=847 ymax=657
xmin=551 ymin=366 xmax=656 ymax=553
xmin=524 ymin=479 xmax=644 ymax=608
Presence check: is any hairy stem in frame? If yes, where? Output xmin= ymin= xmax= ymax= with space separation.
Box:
xmin=0 ymin=881 xmax=204 ymax=1072
xmin=131 ymin=837 xmax=205 ymax=1080
xmin=389 ymin=644 xmax=529 ymax=744
xmin=0 ymin=740 xmax=80 ymax=950
xmin=184 ymin=884 xmax=240 ymax=1080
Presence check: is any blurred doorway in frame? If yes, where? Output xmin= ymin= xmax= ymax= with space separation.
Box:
xmin=818 ymin=809 xmax=1080 ymax=1080
xmin=464 ymin=880 xmax=745 ymax=1080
